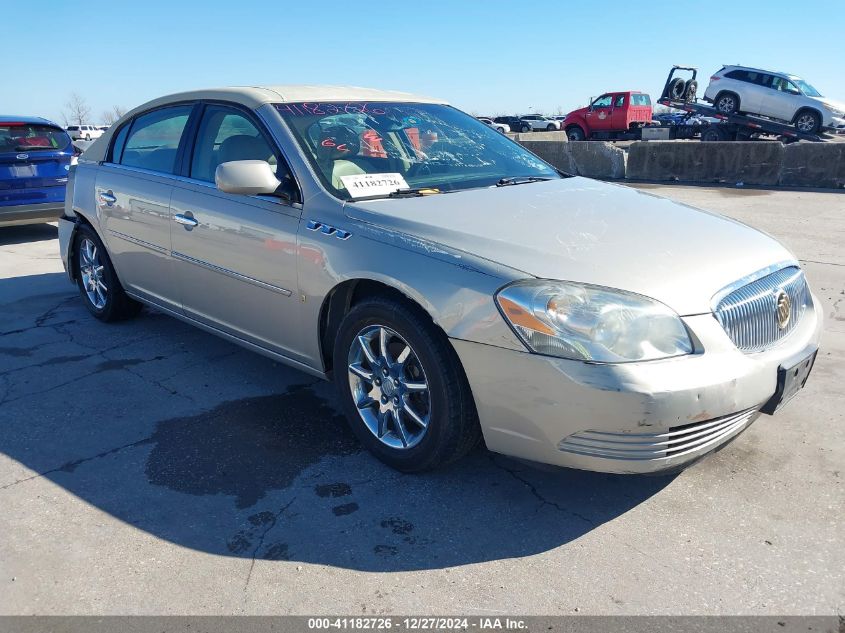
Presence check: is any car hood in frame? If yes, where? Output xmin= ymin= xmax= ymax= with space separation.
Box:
xmin=564 ymin=106 xmax=589 ymax=121
xmin=344 ymin=178 xmax=796 ymax=316
xmin=809 ymin=96 xmax=845 ymax=112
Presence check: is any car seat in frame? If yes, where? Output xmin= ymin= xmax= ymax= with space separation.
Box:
xmin=315 ymin=126 xmax=365 ymax=190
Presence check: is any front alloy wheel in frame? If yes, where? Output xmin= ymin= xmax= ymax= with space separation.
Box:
xmin=795 ymin=111 xmax=821 ymax=134
xmin=333 ymin=296 xmax=481 ymax=471
xmin=348 ymin=325 xmax=430 ymax=450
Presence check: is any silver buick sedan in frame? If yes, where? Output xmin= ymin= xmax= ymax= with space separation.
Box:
xmin=58 ymin=85 xmax=822 ymax=473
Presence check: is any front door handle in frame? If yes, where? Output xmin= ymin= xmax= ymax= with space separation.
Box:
xmin=173 ymin=213 xmax=198 ymax=229
xmin=98 ymin=191 xmax=116 ymax=206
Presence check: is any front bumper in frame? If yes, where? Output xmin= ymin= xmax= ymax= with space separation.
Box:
xmin=453 ymin=295 xmax=822 ymax=474
xmin=823 ymin=114 xmax=845 ymax=132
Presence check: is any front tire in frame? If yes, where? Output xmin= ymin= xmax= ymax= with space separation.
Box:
xmin=74 ymin=223 xmax=142 ymax=322
xmin=333 ymin=296 xmax=481 ymax=472
xmin=794 ymin=110 xmax=821 ymax=134
xmin=566 ymin=125 xmax=586 ymax=141
xmin=546 ymin=123 xmax=556 ymax=131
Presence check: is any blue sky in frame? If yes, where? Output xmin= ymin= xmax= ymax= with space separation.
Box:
xmin=4 ymin=0 xmax=843 ymax=124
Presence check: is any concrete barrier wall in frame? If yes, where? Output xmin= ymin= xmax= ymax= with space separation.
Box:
xmin=514 ymin=137 xmax=845 ymax=188
xmin=780 ymin=143 xmax=845 ymax=188
xmin=626 ymin=141 xmax=784 ymax=185
xmin=519 ymin=140 xmax=626 ymax=179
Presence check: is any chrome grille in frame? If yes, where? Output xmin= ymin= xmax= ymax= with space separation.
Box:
xmin=558 ymin=408 xmax=758 ymax=461
xmin=714 ymin=266 xmax=810 ymax=353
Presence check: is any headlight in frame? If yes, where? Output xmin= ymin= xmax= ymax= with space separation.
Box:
xmin=495 ymin=280 xmax=693 ymax=363
xmin=822 ymin=104 xmax=845 ymax=117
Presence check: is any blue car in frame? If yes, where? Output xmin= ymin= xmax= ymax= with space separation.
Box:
xmin=0 ymin=115 xmax=74 ymax=227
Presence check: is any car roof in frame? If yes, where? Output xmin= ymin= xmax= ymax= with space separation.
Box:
xmin=80 ymin=85 xmax=451 ymax=164
xmin=721 ymin=65 xmax=798 ymax=79
xmin=0 ymin=115 xmax=63 ymax=126
xmin=130 ymin=85 xmax=448 ymax=114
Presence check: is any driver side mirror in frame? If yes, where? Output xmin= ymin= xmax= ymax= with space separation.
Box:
xmin=215 ymin=160 xmax=281 ymax=196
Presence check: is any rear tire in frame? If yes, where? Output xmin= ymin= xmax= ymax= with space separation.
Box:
xmin=520 ymin=124 xmax=531 ymax=133
xmin=333 ymin=295 xmax=481 ymax=472
xmin=794 ymin=110 xmax=821 ymax=134
xmin=715 ymin=92 xmax=740 ymax=114
xmin=701 ymin=126 xmax=727 ymax=142
xmin=73 ymin=223 xmax=142 ymax=322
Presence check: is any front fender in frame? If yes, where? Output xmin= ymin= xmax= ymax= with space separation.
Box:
xmin=298 ymin=222 xmax=527 ymax=371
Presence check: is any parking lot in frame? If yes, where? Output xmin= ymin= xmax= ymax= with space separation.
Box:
xmin=0 ymin=184 xmax=842 ymax=615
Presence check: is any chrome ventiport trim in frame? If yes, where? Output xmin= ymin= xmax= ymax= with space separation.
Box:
xmin=306 ymin=219 xmax=351 ymax=240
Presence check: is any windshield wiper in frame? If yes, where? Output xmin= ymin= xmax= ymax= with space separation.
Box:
xmin=496 ymin=176 xmax=552 ymax=187
xmin=386 ymin=187 xmax=441 ymax=198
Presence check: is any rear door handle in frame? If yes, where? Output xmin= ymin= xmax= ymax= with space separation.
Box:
xmin=98 ymin=191 xmax=116 ymax=206
xmin=173 ymin=213 xmax=199 ymax=229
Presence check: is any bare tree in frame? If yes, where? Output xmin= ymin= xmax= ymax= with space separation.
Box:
xmin=62 ymin=92 xmax=91 ymax=126
xmin=100 ymin=105 xmax=127 ymax=125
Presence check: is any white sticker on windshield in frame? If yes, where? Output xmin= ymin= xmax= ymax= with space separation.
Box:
xmin=340 ymin=173 xmax=409 ymax=198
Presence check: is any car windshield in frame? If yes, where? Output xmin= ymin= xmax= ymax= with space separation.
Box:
xmin=0 ymin=123 xmax=70 ymax=152
xmin=276 ymin=102 xmax=560 ymax=200
xmin=793 ymin=79 xmax=822 ymax=98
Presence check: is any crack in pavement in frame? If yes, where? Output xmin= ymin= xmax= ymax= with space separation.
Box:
xmin=489 ymin=454 xmax=594 ymax=524
xmin=0 ymin=296 xmax=78 ymax=337
xmin=0 ymin=435 xmax=154 ymax=491
xmin=799 ymin=258 xmax=845 ymax=268
xmin=242 ymin=496 xmax=298 ymax=596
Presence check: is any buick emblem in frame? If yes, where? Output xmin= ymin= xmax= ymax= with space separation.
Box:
xmin=776 ymin=290 xmax=791 ymax=330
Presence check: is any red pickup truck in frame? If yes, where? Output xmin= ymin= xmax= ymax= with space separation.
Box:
xmin=562 ymin=91 xmax=653 ymax=140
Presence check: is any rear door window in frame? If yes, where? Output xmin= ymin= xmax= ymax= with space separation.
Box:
xmin=120 ymin=105 xmax=192 ymax=174
xmin=614 ymin=95 xmax=626 ymax=107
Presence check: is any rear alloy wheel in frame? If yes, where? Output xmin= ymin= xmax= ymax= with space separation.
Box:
xmin=334 ymin=296 xmax=480 ymax=472
xmin=74 ymin=223 xmax=141 ymax=322
xmin=520 ymin=124 xmax=531 ymax=133
xmin=715 ymin=93 xmax=739 ymax=114
xmin=794 ymin=110 xmax=821 ymax=134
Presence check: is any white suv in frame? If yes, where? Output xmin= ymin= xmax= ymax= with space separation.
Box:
xmin=703 ymin=65 xmax=845 ymax=134
xmin=519 ymin=114 xmax=561 ymax=131
xmin=66 ymin=124 xmax=104 ymax=141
